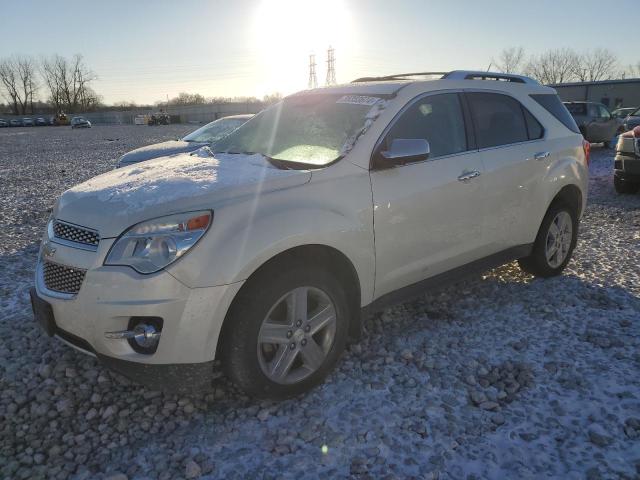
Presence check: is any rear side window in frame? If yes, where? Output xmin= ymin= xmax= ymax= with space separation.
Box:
xmin=467 ymin=92 xmax=529 ymax=148
xmin=524 ymin=109 xmax=544 ymax=140
xmin=533 ymin=95 xmax=581 ymax=133
xmin=565 ymin=103 xmax=587 ymax=115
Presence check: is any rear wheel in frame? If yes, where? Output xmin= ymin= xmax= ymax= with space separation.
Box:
xmin=614 ymin=175 xmax=639 ymax=194
xmin=518 ymin=203 xmax=578 ymax=278
xmin=222 ymin=265 xmax=349 ymax=398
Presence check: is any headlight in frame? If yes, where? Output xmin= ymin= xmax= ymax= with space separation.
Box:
xmin=104 ymin=210 xmax=212 ymax=274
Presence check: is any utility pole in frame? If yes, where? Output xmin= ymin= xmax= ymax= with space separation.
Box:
xmin=308 ymin=54 xmax=318 ymax=89
xmin=326 ymin=46 xmax=336 ymax=86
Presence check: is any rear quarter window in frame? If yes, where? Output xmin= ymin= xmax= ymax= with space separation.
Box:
xmin=533 ymin=95 xmax=581 ymax=133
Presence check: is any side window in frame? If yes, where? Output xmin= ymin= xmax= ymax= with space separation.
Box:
xmin=386 ymin=93 xmax=467 ymax=159
xmin=467 ymin=92 xmax=528 ymax=148
xmin=523 ymin=109 xmax=544 ymax=140
xmin=598 ymin=105 xmax=611 ymax=120
xmin=588 ymin=104 xmax=600 ymax=118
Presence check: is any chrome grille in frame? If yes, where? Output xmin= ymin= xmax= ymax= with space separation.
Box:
xmin=42 ymin=261 xmax=86 ymax=295
xmin=53 ymin=220 xmax=99 ymax=248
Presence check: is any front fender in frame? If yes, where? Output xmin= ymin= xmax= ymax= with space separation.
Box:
xmin=166 ymin=164 xmax=376 ymax=306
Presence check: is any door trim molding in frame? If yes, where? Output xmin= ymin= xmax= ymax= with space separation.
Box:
xmin=362 ymin=243 xmax=533 ymax=316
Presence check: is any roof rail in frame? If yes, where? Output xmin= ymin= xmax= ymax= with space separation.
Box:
xmin=351 ymin=70 xmax=540 ymax=85
xmin=352 ymin=72 xmax=447 ymax=83
xmin=443 ymin=70 xmax=539 ymax=85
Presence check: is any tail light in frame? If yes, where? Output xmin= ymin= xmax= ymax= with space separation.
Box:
xmin=582 ymin=139 xmax=590 ymax=167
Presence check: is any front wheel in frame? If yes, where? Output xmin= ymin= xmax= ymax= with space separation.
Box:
xmin=518 ymin=203 xmax=578 ymax=278
xmin=222 ymin=265 xmax=349 ymax=398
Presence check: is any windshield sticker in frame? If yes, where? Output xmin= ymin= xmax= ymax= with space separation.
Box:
xmin=336 ymin=95 xmax=381 ymax=106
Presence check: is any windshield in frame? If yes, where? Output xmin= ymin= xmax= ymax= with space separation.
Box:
xmin=183 ymin=118 xmax=246 ymax=143
xmin=632 ymin=107 xmax=640 ymax=117
xmin=212 ymin=94 xmax=386 ymax=166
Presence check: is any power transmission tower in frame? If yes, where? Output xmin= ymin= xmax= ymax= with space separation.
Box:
xmin=326 ymin=46 xmax=336 ymax=86
xmin=308 ymin=54 xmax=318 ymax=89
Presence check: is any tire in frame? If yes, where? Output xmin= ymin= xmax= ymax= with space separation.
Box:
xmin=221 ymin=263 xmax=349 ymax=398
xmin=614 ymin=175 xmax=640 ymax=194
xmin=518 ymin=202 xmax=578 ymax=278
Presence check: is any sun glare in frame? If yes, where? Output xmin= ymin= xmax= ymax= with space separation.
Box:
xmin=251 ymin=0 xmax=353 ymax=96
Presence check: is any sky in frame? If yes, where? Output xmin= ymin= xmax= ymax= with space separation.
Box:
xmin=1 ymin=0 xmax=638 ymax=105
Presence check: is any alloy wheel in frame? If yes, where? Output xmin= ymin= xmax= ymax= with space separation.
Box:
xmin=545 ymin=211 xmax=573 ymax=268
xmin=257 ymin=286 xmax=337 ymax=385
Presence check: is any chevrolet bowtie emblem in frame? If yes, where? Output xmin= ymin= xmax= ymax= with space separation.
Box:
xmin=42 ymin=242 xmax=56 ymax=258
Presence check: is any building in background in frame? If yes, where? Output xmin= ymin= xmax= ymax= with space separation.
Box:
xmin=550 ymin=78 xmax=640 ymax=110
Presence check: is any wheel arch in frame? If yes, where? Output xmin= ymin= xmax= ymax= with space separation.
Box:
xmin=215 ymin=244 xmax=363 ymax=360
xmin=548 ymin=183 xmax=583 ymax=218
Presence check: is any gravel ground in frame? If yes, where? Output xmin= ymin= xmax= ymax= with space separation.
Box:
xmin=1 ymin=126 xmax=639 ymax=480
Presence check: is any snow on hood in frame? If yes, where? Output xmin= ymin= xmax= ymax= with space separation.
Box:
xmin=57 ymin=151 xmax=310 ymax=237
xmin=118 ymin=140 xmax=202 ymax=165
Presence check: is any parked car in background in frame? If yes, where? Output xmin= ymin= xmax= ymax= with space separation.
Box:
xmin=614 ymin=125 xmax=640 ymax=194
xmin=612 ymin=107 xmax=637 ymax=119
xmin=70 ymin=117 xmax=91 ymax=129
xmin=36 ymin=117 xmax=47 ymax=126
xmin=622 ymin=107 xmax=640 ymax=133
xmin=32 ymin=71 xmax=588 ymax=396
xmin=564 ymin=101 xmax=620 ymax=148
xmin=0 ymin=119 xmax=8 ymax=128
xmin=23 ymin=118 xmax=34 ymax=126
xmin=116 ymin=114 xmax=253 ymax=168
xmin=10 ymin=119 xmax=22 ymax=127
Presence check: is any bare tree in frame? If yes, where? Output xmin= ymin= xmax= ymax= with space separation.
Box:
xmin=572 ymin=48 xmax=619 ymax=82
xmin=168 ymin=92 xmax=207 ymax=106
xmin=493 ymin=47 xmax=525 ymax=74
xmin=0 ymin=59 xmax=20 ymax=114
xmin=41 ymin=54 xmax=98 ymax=113
xmin=0 ymin=55 xmax=38 ymax=115
xmin=525 ymin=48 xmax=579 ymax=84
xmin=621 ymin=61 xmax=640 ymax=79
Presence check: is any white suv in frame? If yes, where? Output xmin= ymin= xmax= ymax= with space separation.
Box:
xmin=31 ymin=71 xmax=589 ymax=398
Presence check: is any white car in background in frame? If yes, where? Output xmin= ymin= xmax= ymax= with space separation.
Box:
xmin=116 ymin=114 xmax=253 ymax=168
xmin=31 ymin=71 xmax=588 ymax=398
xmin=71 ymin=117 xmax=92 ymax=129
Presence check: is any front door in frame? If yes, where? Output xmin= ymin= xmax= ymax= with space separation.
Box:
xmin=370 ymin=92 xmax=488 ymax=298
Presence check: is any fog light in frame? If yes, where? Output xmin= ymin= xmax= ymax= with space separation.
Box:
xmin=104 ymin=317 xmax=163 ymax=354
xmin=132 ymin=323 xmax=160 ymax=348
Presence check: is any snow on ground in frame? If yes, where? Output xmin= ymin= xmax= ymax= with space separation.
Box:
xmin=0 ymin=126 xmax=639 ymax=480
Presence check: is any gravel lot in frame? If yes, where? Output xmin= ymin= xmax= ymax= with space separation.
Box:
xmin=1 ymin=125 xmax=639 ymax=480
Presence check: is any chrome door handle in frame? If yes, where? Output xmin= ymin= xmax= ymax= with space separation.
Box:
xmin=534 ymin=151 xmax=550 ymax=161
xmin=457 ymin=170 xmax=481 ymax=182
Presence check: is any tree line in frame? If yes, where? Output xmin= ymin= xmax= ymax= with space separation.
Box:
xmin=0 ymin=54 xmax=99 ymax=115
xmin=492 ymin=47 xmax=640 ymax=84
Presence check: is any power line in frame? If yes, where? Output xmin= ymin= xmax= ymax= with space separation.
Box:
xmin=326 ymin=46 xmax=336 ymax=86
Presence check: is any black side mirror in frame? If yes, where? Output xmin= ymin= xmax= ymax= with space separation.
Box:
xmin=374 ymin=138 xmax=430 ymax=169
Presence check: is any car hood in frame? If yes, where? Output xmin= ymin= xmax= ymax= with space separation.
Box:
xmin=56 ymin=151 xmax=312 ymax=238
xmin=118 ymin=140 xmax=204 ymax=165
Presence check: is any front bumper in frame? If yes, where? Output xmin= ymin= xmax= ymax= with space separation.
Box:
xmin=34 ymin=237 xmax=243 ymax=390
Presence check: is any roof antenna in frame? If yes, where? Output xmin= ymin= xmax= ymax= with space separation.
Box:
xmin=486 ymin=62 xmax=493 ymax=72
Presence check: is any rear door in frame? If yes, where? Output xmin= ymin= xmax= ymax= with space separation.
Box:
xmin=465 ymin=91 xmax=548 ymax=250
xmin=370 ymin=92 xmax=489 ymax=298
